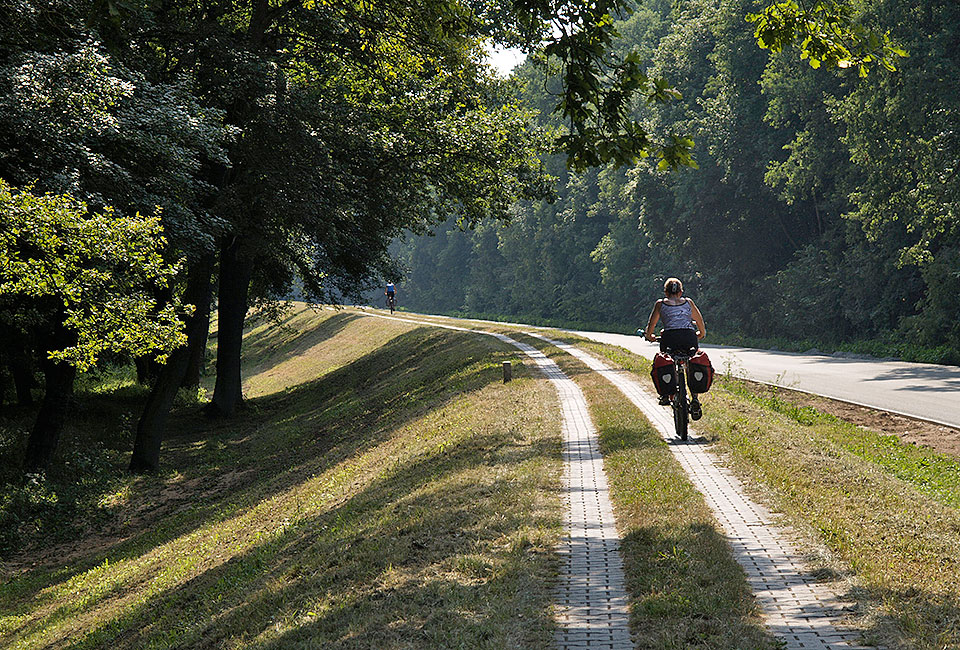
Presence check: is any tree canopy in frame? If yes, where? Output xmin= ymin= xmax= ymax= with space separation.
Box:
xmin=393 ymin=0 xmax=959 ymax=364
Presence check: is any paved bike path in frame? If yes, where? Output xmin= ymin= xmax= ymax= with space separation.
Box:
xmin=361 ymin=312 xmax=634 ymax=649
xmin=530 ymin=333 xmax=875 ymax=650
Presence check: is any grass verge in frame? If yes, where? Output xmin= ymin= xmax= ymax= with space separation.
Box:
xmin=0 ymin=308 xmax=564 ymax=650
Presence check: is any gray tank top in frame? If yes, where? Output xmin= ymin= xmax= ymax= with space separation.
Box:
xmin=660 ymin=300 xmax=695 ymax=330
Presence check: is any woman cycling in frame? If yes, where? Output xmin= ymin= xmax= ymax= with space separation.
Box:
xmin=643 ymin=277 xmax=707 ymax=414
xmin=643 ymin=277 xmax=706 ymax=351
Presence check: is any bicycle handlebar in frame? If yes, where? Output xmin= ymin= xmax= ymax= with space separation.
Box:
xmin=635 ymin=329 xmax=703 ymax=343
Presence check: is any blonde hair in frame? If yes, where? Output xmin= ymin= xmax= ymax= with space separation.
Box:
xmin=663 ymin=277 xmax=683 ymax=295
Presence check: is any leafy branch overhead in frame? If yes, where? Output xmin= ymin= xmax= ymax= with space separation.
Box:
xmin=747 ymin=0 xmax=908 ymax=75
xmin=531 ymin=0 xmax=693 ymax=171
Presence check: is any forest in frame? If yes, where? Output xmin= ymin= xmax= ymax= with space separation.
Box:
xmin=394 ymin=0 xmax=960 ymax=364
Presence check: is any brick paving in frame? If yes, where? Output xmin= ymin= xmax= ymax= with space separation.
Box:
xmin=530 ymin=333 xmax=875 ymax=650
xmin=488 ymin=334 xmax=634 ymax=650
xmin=362 ymin=313 xmax=634 ymax=648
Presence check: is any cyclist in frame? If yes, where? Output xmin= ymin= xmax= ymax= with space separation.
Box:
xmin=385 ymin=282 xmax=396 ymax=309
xmin=642 ymin=277 xmax=706 ymax=416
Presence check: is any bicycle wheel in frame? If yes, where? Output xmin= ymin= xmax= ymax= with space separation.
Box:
xmin=673 ymin=367 xmax=688 ymax=441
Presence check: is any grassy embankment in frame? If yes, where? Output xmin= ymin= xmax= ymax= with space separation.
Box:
xmin=556 ymin=335 xmax=960 ymax=650
xmin=5 ymin=304 xmax=958 ymax=649
xmin=317 ymin=310 xmax=960 ymax=648
xmin=0 ymin=306 xmax=563 ymax=649
xmin=374 ymin=314 xmax=785 ymax=648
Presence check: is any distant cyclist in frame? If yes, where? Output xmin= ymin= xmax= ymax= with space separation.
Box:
xmin=385 ymin=282 xmax=396 ymax=312
xmin=643 ymin=278 xmax=707 ymax=411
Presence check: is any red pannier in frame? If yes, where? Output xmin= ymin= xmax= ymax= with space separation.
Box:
xmin=687 ymin=350 xmax=714 ymax=394
xmin=651 ymin=352 xmax=677 ymax=397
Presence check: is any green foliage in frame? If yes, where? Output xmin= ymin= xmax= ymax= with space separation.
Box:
xmin=542 ymin=8 xmax=693 ymax=171
xmin=747 ymin=0 xmax=908 ymax=75
xmin=0 ymin=24 xmax=232 ymax=257
xmin=0 ymin=181 xmax=187 ymax=370
xmin=394 ymin=0 xmax=960 ymax=365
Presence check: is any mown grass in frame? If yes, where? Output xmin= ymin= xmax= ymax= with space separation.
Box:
xmin=509 ymin=333 xmax=780 ymax=650
xmin=0 ymin=308 xmax=564 ymax=649
xmin=561 ymin=335 xmax=960 ymax=650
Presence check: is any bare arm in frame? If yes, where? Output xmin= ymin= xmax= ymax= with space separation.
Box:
xmin=644 ymin=300 xmax=662 ymax=341
xmin=688 ymin=299 xmax=706 ymax=340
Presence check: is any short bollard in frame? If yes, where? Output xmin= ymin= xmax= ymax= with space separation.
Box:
xmin=502 ymin=360 xmax=512 ymax=383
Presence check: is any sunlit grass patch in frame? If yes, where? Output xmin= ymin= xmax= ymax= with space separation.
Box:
xmin=720 ymin=378 xmax=960 ymax=509
xmin=0 ymin=311 xmax=563 ymax=650
xmin=225 ymin=304 xmax=413 ymax=398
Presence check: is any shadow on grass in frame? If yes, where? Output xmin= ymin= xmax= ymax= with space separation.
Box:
xmin=620 ymin=523 xmax=778 ymax=649
xmin=60 ymin=400 xmax=558 ymax=649
xmin=0 ymin=326 xmax=523 ymax=636
xmin=595 ymin=422 xmax=669 ymax=455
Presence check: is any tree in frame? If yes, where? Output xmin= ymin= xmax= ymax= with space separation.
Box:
xmin=0 ymin=182 xmax=186 ymax=474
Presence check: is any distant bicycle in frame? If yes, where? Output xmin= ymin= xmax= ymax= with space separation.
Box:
xmin=385 ymin=294 xmax=396 ymax=314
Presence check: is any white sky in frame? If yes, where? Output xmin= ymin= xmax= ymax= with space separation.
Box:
xmin=485 ymin=46 xmax=527 ymax=76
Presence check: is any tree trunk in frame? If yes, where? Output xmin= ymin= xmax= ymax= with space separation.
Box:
xmin=134 ymin=356 xmax=161 ymax=386
xmin=2 ymin=335 xmax=35 ymax=406
xmin=128 ymin=346 xmax=190 ymax=474
xmin=0 ymin=349 xmax=6 ymax=409
xmin=23 ymin=323 xmax=77 ymax=476
xmin=11 ymin=357 xmax=35 ymax=406
xmin=207 ymin=238 xmax=253 ymax=418
xmin=128 ymin=255 xmax=216 ymax=474
xmin=181 ymin=257 xmax=215 ymax=388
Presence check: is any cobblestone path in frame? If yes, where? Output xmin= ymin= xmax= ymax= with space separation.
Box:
xmin=529 ymin=333 xmax=875 ymax=650
xmin=488 ymin=334 xmax=634 ymax=650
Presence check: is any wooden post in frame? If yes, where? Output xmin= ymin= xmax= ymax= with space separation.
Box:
xmin=502 ymin=360 xmax=512 ymax=383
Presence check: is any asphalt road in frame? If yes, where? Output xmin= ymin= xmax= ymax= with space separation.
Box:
xmin=569 ymin=330 xmax=960 ymax=429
